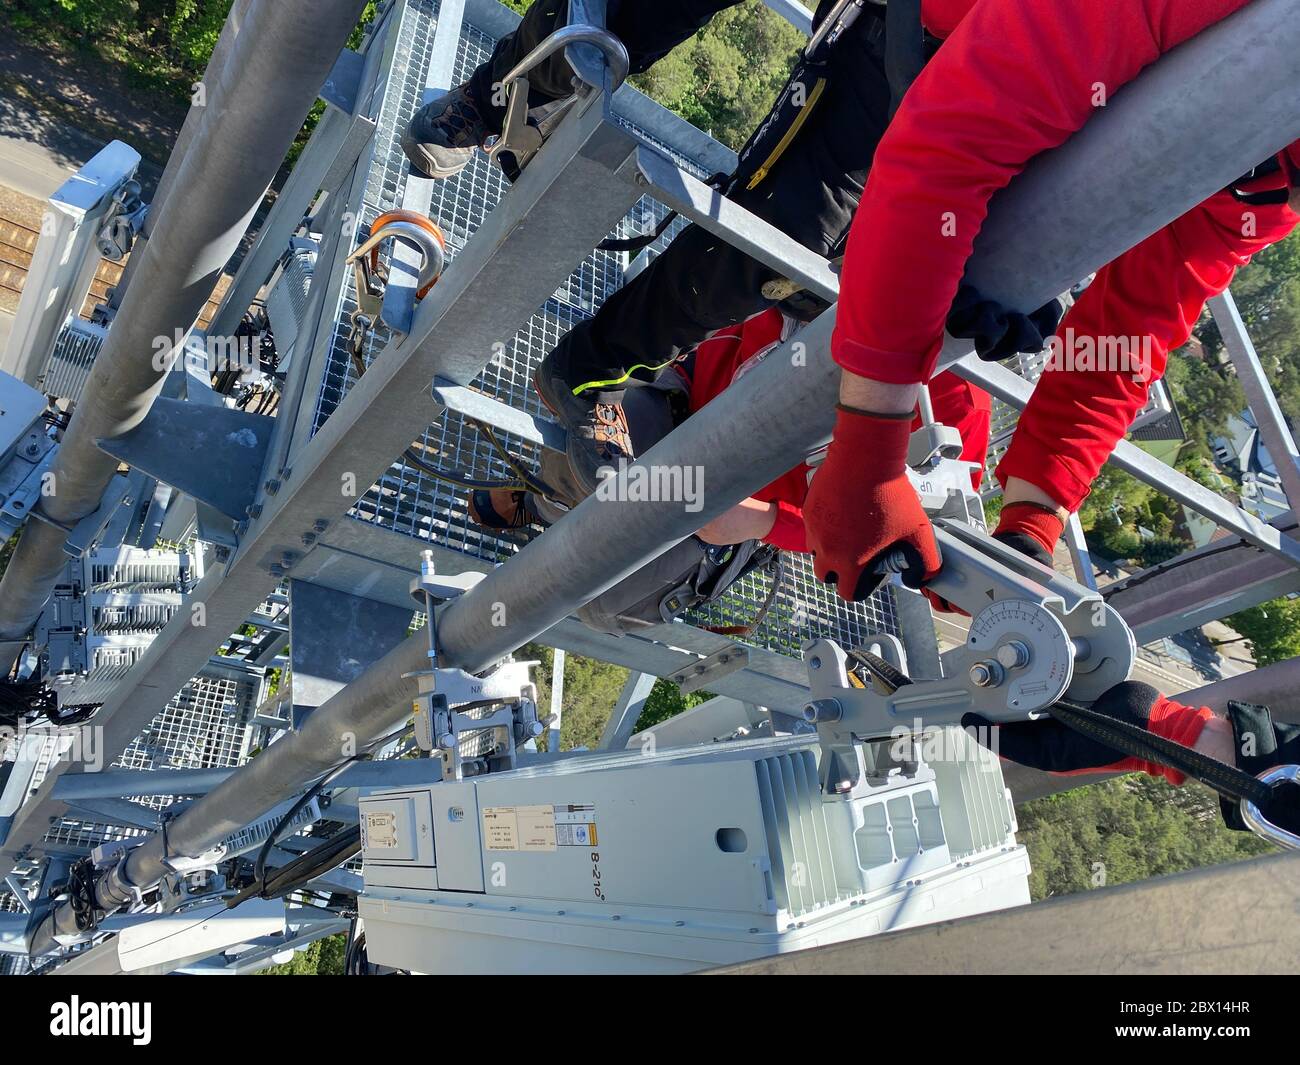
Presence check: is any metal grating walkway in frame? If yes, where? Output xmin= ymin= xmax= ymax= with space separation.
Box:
xmin=306 ymin=0 xmax=899 ymax=655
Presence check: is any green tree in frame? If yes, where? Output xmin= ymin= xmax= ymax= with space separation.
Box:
xmin=1017 ymin=778 xmax=1273 ymax=901
xmin=525 ymin=643 xmax=711 ymax=750
xmin=631 ymin=1 xmax=803 ymax=150
xmin=1225 ymin=597 xmax=1300 ymax=666
xmin=257 ymin=932 xmax=346 ymax=975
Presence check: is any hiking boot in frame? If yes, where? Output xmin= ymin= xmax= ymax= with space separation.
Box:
xmin=401 ymin=82 xmax=490 ymax=180
xmin=534 ymin=348 xmax=633 ymax=497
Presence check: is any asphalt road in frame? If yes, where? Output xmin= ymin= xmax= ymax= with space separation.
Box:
xmin=0 ymin=128 xmax=85 ymax=201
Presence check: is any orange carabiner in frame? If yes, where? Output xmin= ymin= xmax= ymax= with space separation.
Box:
xmin=367 ymin=210 xmax=447 ymax=298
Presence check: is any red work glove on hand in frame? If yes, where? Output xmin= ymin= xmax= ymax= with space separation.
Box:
xmin=805 ymin=405 xmax=941 ymax=601
xmin=963 ymin=681 xmax=1213 ymax=786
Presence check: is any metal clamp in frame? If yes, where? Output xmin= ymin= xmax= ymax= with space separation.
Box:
xmin=96 ymin=180 xmax=149 ymax=261
xmin=1240 ymin=764 xmax=1300 ymax=850
xmin=487 ymin=25 xmax=630 ymax=177
xmin=499 ymin=25 xmax=630 ymax=94
xmin=345 ymin=210 xmax=446 ymax=321
xmin=404 ymin=551 xmax=541 ymax=779
xmin=804 ymin=520 xmax=1139 ymax=794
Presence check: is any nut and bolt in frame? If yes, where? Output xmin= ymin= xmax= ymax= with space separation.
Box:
xmin=969 ymin=660 xmax=1005 ymax=688
xmin=995 ymin=640 xmax=1030 ymax=670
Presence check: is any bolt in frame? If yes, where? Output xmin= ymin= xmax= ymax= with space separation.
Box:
xmin=313 ymin=519 xmax=329 ymax=533
xmin=264 ymin=478 xmax=281 ymax=495
xmin=269 ymin=563 xmax=284 ymax=578
xmin=969 ymin=660 xmax=1005 ymax=688
xmin=301 ymin=532 xmax=316 ymax=546
xmin=802 ymin=698 xmax=842 ymax=724
xmin=246 ymin=503 xmax=262 ymax=519
xmin=995 ymin=640 xmax=1030 ymax=670
xmin=281 ymin=552 xmax=297 ymax=567
xmin=214 ymin=546 xmax=231 ymax=562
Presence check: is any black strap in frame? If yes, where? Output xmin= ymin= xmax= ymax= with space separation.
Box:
xmin=884 ymin=0 xmax=925 ymax=118
xmin=1048 ymin=697 xmax=1272 ymax=808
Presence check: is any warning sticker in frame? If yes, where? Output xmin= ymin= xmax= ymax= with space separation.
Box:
xmin=482 ymin=803 xmax=597 ymax=851
xmin=554 ymin=803 xmax=598 ymax=847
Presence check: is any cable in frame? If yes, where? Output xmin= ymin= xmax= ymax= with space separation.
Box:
xmin=228 ymin=825 xmax=361 ymax=908
xmin=248 ymin=721 xmax=413 ymax=900
xmin=252 ymin=759 xmax=355 ymax=897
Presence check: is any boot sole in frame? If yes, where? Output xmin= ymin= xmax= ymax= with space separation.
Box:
xmin=533 ymin=369 xmax=603 ymax=498
xmin=401 ymin=129 xmax=473 ymax=180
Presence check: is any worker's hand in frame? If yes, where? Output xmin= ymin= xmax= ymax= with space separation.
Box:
xmin=925 ymin=501 xmax=1066 ymax=615
xmin=695 ymin=497 xmax=777 ymax=546
xmin=804 ymin=405 xmax=941 ymax=601
xmin=962 ymin=682 xmax=1213 ymax=786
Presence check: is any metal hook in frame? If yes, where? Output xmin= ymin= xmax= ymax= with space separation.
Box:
xmin=346 ymin=210 xmax=447 ymax=319
xmin=1240 ymin=764 xmax=1300 ymax=850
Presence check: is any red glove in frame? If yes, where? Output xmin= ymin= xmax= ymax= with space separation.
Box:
xmin=805 ymin=406 xmax=941 ymax=601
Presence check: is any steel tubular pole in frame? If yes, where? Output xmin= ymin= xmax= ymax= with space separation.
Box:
xmin=109 ymin=0 xmax=255 ymax=308
xmin=25 ymin=0 xmax=1300 ymax=950
xmin=0 ymin=0 xmax=370 ymax=665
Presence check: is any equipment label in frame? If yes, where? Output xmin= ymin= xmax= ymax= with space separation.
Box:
xmin=482 ymin=803 xmax=597 ymax=851
xmin=555 ymin=803 xmax=598 ymax=847
xmin=364 ymin=811 xmax=397 ymax=849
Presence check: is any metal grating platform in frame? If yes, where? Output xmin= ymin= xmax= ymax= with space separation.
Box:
xmin=305 ymin=0 xmax=899 ymax=655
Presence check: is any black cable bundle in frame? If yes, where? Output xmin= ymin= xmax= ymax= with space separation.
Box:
xmin=226 ymin=825 xmax=361 ymax=908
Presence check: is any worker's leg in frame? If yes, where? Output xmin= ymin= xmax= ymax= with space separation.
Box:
xmin=545 ymin=8 xmax=889 ymax=394
xmin=468 ymin=0 xmax=742 ymax=128
xmin=407 ymin=0 xmax=741 ymax=180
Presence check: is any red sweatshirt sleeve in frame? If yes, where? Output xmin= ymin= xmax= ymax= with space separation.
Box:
xmin=764 ymin=498 xmax=809 ymax=552
xmin=998 ymin=191 xmax=1299 ymax=510
xmin=833 ymin=0 xmax=1254 ymax=385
